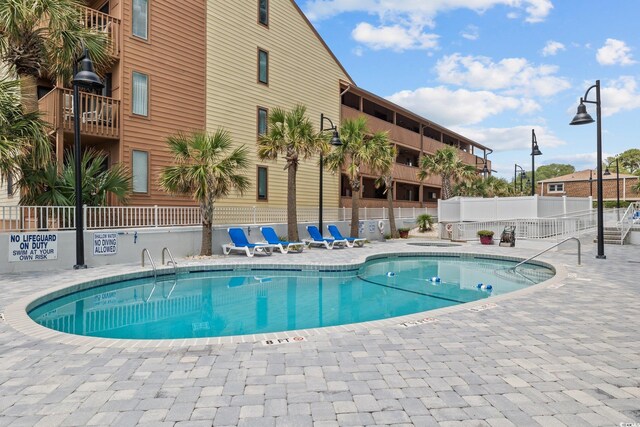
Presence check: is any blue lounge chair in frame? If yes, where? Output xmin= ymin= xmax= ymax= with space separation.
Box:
xmin=304 ymin=225 xmax=347 ymax=249
xmin=222 ymin=228 xmax=275 ymax=257
xmin=259 ymin=227 xmax=304 ymax=253
xmin=327 ymin=224 xmax=366 ymax=248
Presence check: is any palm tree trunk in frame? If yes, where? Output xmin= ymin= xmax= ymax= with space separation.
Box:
xmin=201 ymin=221 xmax=212 ymax=256
xmin=287 ymin=164 xmax=299 ymax=241
xmin=18 ymin=74 xmax=39 ymax=115
xmin=386 ymin=177 xmax=398 ymax=238
xmin=200 ymin=200 xmax=213 ymax=256
xmin=350 ymin=179 xmax=360 ymax=237
xmin=442 ymin=175 xmax=452 ymax=200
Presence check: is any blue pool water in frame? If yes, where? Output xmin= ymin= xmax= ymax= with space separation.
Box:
xmin=29 ymin=255 xmax=554 ymax=340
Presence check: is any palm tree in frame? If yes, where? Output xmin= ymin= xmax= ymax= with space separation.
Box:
xmin=375 ymin=143 xmax=398 ymax=238
xmin=18 ymin=148 xmax=131 ymax=206
xmin=160 ymin=130 xmax=250 ymax=256
xmin=257 ymin=105 xmax=325 ymax=241
xmin=325 ymin=116 xmax=390 ymax=238
xmin=0 ymin=78 xmax=51 ymax=180
xmin=0 ymin=0 xmax=109 ymax=113
xmin=418 ymin=146 xmax=476 ymax=200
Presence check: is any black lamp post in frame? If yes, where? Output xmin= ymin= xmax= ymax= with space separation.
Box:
xmin=476 ymin=157 xmax=489 ymax=178
xmin=589 ymin=170 xmax=593 ymax=197
xmin=73 ymin=49 xmax=104 ymax=269
xmin=319 ymin=114 xmax=342 ymax=234
xmin=570 ymin=80 xmax=605 ymax=259
xmin=604 ymin=157 xmax=621 ymax=220
xmin=531 ymin=129 xmax=542 ymax=196
xmin=604 ymin=156 xmax=620 ymax=209
xmin=514 ymin=164 xmax=526 ymax=193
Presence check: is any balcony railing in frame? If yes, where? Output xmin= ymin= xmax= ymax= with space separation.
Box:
xmin=39 ymin=88 xmax=120 ymax=139
xmin=81 ymin=6 xmax=121 ymax=56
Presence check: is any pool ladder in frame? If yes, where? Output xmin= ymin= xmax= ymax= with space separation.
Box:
xmin=141 ymin=248 xmax=178 ymax=301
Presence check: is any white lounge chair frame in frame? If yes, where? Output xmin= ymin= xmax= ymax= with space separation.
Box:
xmin=221 ymin=243 xmax=274 ymax=257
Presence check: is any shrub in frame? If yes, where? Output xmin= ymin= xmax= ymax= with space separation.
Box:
xmin=477 ymin=230 xmax=495 ymax=237
xmin=416 ymin=214 xmax=434 ymax=232
xmin=398 ymin=227 xmax=411 ymax=232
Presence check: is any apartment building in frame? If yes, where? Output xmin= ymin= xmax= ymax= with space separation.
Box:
xmin=29 ymin=1 xmax=486 ymax=211
xmin=537 ymin=169 xmax=640 ymax=201
xmin=340 ymin=85 xmax=491 ymax=209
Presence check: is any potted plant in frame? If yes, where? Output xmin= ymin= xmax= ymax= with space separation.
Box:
xmin=398 ymin=227 xmax=410 ymax=238
xmin=477 ymin=230 xmax=494 ymax=244
xmin=416 ymin=214 xmax=434 ymax=232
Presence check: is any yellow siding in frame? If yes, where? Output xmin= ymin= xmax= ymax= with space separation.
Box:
xmin=206 ymin=1 xmax=351 ymax=208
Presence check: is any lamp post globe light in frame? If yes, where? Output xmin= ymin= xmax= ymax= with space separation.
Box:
xmin=73 ymin=49 xmax=104 ymax=269
xmin=319 ymin=114 xmax=342 ymax=234
xmin=530 ymin=129 xmax=542 ymax=196
xmin=570 ymin=79 xmax=605 ymax=259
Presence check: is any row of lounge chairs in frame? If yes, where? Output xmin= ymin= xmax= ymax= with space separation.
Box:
xmin=221 ymin=225 xmax=366 ymax=257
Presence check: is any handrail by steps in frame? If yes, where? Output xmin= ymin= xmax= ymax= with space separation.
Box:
xmin=161 ymin=247 xmax=177 ymax=277
xmin=513 ymin=237 xmax=581 ymax=270
xmin=141 ymin=248 xmax=157 ymax=280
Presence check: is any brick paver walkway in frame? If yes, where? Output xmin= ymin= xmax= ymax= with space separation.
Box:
xmin=0 ymin=238 xmax=638 ymax=426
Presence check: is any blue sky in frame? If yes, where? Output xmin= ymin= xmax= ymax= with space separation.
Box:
xmin=301 ymin=0 xmax=640 ymax=179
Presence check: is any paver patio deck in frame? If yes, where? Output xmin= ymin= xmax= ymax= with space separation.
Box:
xmin=0 ymin=237 xmax=638 ymax=426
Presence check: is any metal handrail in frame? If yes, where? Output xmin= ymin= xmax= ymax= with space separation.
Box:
xmin=161 ymin=247 xmax=178 ymax=291
xmin=513 ymin=237 xmax=581 ymax=270
xmin=618 ymin=202 xmax=639 ymax=244
xmin=141 ymin=248 xmax=157 ymax=280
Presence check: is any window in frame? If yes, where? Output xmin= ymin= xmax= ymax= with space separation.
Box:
xmin=258 ymin=49 xmax=268 ymax=84
xmin=132 ymin=0 xmax=148 ymax=39
xmin=257 ymin=166 xmax=268 ymax=201
xmin=132 ymin=150 xmax=148 ymax=193
xmin=257 ymin=107 xmax=268 ymax=136
xmin=548 ymin=183 xmax=564 ymax=193
xmin=258 ymin=0 xmax=268 ymax=26
xmin=132 ymin=72 xmax=148 ymax=116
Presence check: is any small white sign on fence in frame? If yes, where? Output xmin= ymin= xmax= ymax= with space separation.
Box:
xmin=8 ymin=232 xmax=58 ymax=262
xmin=93 ymin=232 xmax=118 ymax=256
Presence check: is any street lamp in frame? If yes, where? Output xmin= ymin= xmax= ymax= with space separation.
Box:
xmin=530 ymin=129 xmax=542 ymax=196
xmin=514 ymin=164 xmax=526 ymax=193
xmin=603 ymin=156 xmax=620 ymax=210
xmin=319 ymin=114 xmax=342 ymax=234
xmin=476 ymin=156 xmax=489 ymax=178
xmin=73 ymin=49 xmax=104 ymax=269
xmin=570 ymin=80 xmax=605 ymax=259
xmin=589 ymin=170 xmax=593 ymax=197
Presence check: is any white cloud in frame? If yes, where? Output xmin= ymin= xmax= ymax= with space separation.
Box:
xmin=435 ymin=53 xmax=571 ymax=97
xmin=540 ymin=152 xmax=610 ymax=171
xmin=450 ymin=125 xmax=566 ymax=152
xmin=351 ymin=22 xmax=438 ymax=51
xmin=541 ymin=40 xmax=565 ymax=56
xmin=304 ymin=0 xmax=553 ymax=24
xmin=386 ymin=86 xmax=540 ymax=127
xmin=461 ymin=25 xmax=479 ymax=41
xmin=601 ymin=76 xmax=640 ymax=116
xmin=596 ymin=39 xmax=636 ymax=66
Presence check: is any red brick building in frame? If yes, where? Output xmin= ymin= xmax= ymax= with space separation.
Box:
xmin=537 ymin=169 xmax=640 ymax=201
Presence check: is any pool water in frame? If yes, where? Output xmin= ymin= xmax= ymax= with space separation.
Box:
xmin=29 ymin=256 xmax=554 ymax=340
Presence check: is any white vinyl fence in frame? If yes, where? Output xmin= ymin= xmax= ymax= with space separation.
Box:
xmin=438 ymin=195 xmax=592 ymax=222
xmin=440 ymin=208 xmax=623 ymax=241
xmin=0 ymin=205 xmax=437 ymax=233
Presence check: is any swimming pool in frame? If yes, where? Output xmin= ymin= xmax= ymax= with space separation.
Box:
xmin=28 ymin=254 xmax=554 ymax=340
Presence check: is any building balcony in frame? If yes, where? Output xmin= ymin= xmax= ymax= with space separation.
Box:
xmin=39 ymin=88 xmax=120 ymax=139
xmin=341 ymin=105 xmax=421 ymax=150
xmin=80 ymin=6 xmax=121 ymax=57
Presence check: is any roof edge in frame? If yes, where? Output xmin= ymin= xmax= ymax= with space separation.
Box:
xmin=291 ymin=0 xmax=355 ymax=85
